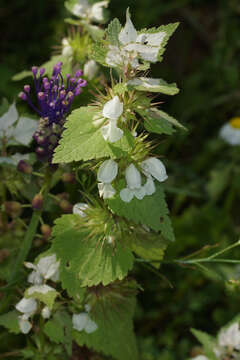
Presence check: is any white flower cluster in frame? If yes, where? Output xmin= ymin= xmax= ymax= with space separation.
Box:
xmin=106 ymin=10 xmax=167 ymax=69
xmin=72 ymin=0 xmax=108 ymax=23
xmin=72 ymin=304 xmax=98 ymax=334
xmin=96 ymin=157 xmax=167 ymax=201
xmin=15 ymin=254 xmax=60 ymax=334
xmin=219 ymin=117 xmax=240 ymax=146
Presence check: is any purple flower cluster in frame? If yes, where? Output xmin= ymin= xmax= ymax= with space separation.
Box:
xmin=19 ymin=62 xmax=87 ymax=162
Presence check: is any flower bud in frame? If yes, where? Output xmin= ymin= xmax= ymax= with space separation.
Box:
xmin=4 ymin=201 xmax=22 ymax=218
xmin=32 ymin=193 xmax=43 ymax=210
xmin=62 ymin=172 xmax=76 ymax=184
xmin=41 ymin=306 xmax=51 ymax=319
xmin=73 ymin=203 xmax=89 ymax=217
xmin=40 ymin=224 xmax=52 ymax=239
xmin=17 ymin=160 xmax=32 ymax=174
xmin=59 ymin=199 xmax=73 ymax=213
xmin=97 ymin=159 xmax=118 ymax=184
xmin=125 ymin=164 xmax=141 ymax=189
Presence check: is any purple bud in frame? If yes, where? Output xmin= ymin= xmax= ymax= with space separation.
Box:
xmin=75 ymin=70 xmax=83 ymax=77
xmin=40 ymin=67 xmax=45 ymax=76
xmin=52 ymin=85 xmax=58 ymax=92
xmin=32 ymin=193 xmax=43 ymax=210
xmin=24 ymin=85 xmax=30 ymax=93
xmin=49 ymin=102 xmax=55 ymax=108
xmin=68 ymin=91 xmax=74 ymax=99
xmin=70 ymin=77 xmax=76 ymax=83
xmin=32 ymin=66 xmax=38 ymax=76
xmin=18 ymin=92 xmax=27 ymax=100
xmin=38 ymin=92 xmax=45 ymax=100
xmin=80 ymin=79 xmax=87 ymax=87
xmin=17 ymin=160 xmax=32 ymax=174
xmin=74 ymin=88 xmax=82 ymax=96
xmin=36 ymin=146 xmax=45 ymax=156
xmin=60 ymin=90 xmax=66 ymax=98
xmin=66 ymin=74 xmax=71 ymax=78
xmin=43 ymin=82 xmax=50 ymax=90
xmin=56 ymin=61 xmax=62 ymax=67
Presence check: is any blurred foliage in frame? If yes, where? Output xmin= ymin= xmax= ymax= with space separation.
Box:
xmin=1 ymin=0 xmax=240 ymax=359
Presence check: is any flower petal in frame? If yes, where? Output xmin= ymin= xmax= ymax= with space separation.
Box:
xmin=120 ymin=188 xmax=134 ymax=203
xmin=90 ymin=1 xmax=108 ymax=22
xmin=18 ymin=315 xmax=32 ymax=334
xmin=41 ymin=306 xmax=51 ymax=319
xmin=85 ymin=318 xmax=98 ymax=333
xmin=136 ymin=31 xmax=166 ymax=46
xmin=83 ymin=60 xmax=98 ymax=80
xmin=37 ymin=254 xmax=60 ymax=280
xmin=27 ymin=284 xmax=55 ymax=295
xmin=72 ymin=313 xmax=89 ymax=332
xmin=144 ymin=176 xmax=156 ymax=195
xmin=16 ymin=297 xmax=37 ymax=314
xmin=101 ymin=120 xmax=123 ymax=143
xmin=125 ymin=163 xmax=141 ymax=189
xmin=73 ymin=202 xmax=89 ymax=217
xmin=98 ymin=182 xmax=116 ymax=199
xmin=141 ymin=157 xmax=168 ymax=182
xmin=97 ymin=159 xmax=118 ymax=183
xmin=133 ymin=187 xmax=146 ymax=200
xmin=119 ymin=9 xmax=137 ymax=45
xmin=102 ymin=96 xmax=123 ymax=120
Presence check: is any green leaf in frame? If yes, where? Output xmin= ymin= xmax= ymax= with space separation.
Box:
xmin=91 ymin=41 xmax=108 ymax=66
xmin=106 ymin=184 xmax=175 ymax=241
xmin=41 ymin=55 xmax=72 ymax=78
xmin=0 ymin=311 xmax=20 ymax=334
xmin=139 ymin=22 xmax=179 ymax=62
xmin=106 ymin=18 xmax=122 ymax=45
xmin=83 ymin=23 xmax=105 ymax=41
xmin=44 ymin=311 xmax=72 ymax=356
xmin=128 ymin=77 xmax=179 ymax=95
xmin=52 ymin=215 xmax=134 ymax=292
xmin=25 ymin=287 xmax=58 ymax=309
xmin=73 ymin=280 xmax=138 ymax=360
xmin=12 ymin=70 xmax=32 ymax=81
xmin=130 ymin=230 xmax=167 ymax=268
xmin=53 ymin=107 xmax=134 ymax=163
xmin=191 ymin=329 xmax=218 ymax=360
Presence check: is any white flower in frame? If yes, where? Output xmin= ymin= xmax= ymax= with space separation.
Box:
xmin=219 ymin=117 xmax=240 ymax=145
xmin=98 ymin=182 xmax=116 ymax=199
xmin=97 ymin=159 xmax=118 ymax=199
xmin=72 ymin=0 xmax=108 ymax=23
xmin=97 ymin=159 xmax=118 ymax=183
xmin=100 ymin=96 xmax=124 ymax=143
xmin=16 ymin=297 xmax=37 ymax=315
xmin=41 ymin=306 xmax=51 ymax=319
xmin=218 ymin=323 xmax=240 ymax=349
xmin=141 ymin=157 xmax=168 ymax=182
xmin=191 ymin=356 xmax=209 ymax=360
xmin=25 ymin=254 xmax=60 ymax=285
xmin=83 ymin=60 xmax=98 ymax=80
xmin=72 ymin=312 xmax=98 ymax=334
xmin=73 ymin=202 xmax=89 ymax=217
xmin=18 ymin=315 xmax=32 ymax=334
xmin=120 ymin=164 xmax=146 ymax=203
xmin=105 ymin=9 xmax=167 ymax=68
xmin=61 ymin=38 xmax=73 ymax=58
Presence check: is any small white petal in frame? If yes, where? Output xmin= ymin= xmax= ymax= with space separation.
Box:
xmin=72 ymin=313 xmax=89 ymax=331
xmin=101 ymin=120 xmax=123 ymax=143
xmin=107 ymin=235 xmax=114 ymax=244
xmin=124 ymin=43 xmax=159 ymax=62
xmin=120 ymin=188 xmax=134 ymax=203
xmin=141 ymin=157 xmax=168 ymax=182
xmin=85 ymin=318 xmax=98 ymax=333
xmin=133 ymin=187 xmax=146 ymax=200
xmin=83 ymin=60 xmax=98 ymax=80
xmin=106 ymin=46 xmax=124 ymax=67
xmin=16 ymin=297 xmax=37 ymax=314
xmin=73 ymin=202 xmax=89 ymax=217
xmin=136 ymin=31 xmax=166 ymax=46
xmin=90 ymin=1 xmax=108 ymax=22
xmin=37 ymin=254 xmax=60 ymax=280
xmin=72 ymin=0 xmax=89 ymax=17
xmin=24 ymin=262 xmax=37 ymax=270
xmin=61 ymin=38 xmax=73 ymax=57
xmin=102 ymin=96 xmax=123 ymax=120
xmin=125 ymin=164 xmax=141 ymax=190
xmin=191 ymin=356 xmax=209 ymax=360
xmin=27 ymin=284 xmax=55 ymax=295
xmin=98 ymin=182 xmax=116 ymax=199
xmin=18 ymin=316 xmax=32 ymax=334
xmin=27 ymin=270 xmax=43 ymax=285
xmin=97 ymin=159 xmax=118 ymax=184
xmin=84 ymin=304 xmax=91 ymax=312
xmin=41 ymin=306 xmax=51 ymax=319
xmin=144 ymin=176 xmax=156 ymax=195
xmin=119 ymin=9 xmax=137 ymax=45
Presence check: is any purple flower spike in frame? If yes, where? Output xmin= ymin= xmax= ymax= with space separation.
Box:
xmin=19 ymin=62 xmax=87 ymax=163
